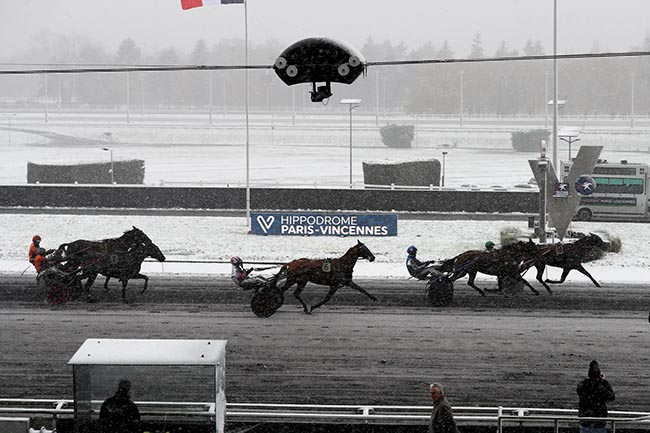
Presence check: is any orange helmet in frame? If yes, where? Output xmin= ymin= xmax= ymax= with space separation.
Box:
xmin=32 ymin=235 xmax=41 ymax=242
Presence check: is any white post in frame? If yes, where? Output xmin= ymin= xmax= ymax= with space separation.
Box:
xmin=244 ymin=0 xmax=251 ymax=226
xmin=375 ymin=70 xmax=380 ymax=126
xmin=459 ymin=70 xmax=464 ymax=128
xmin=544 ymin=71 xmax=549 ymax=129
xmin=631 ymin=72 xmax=635 ymax=129
xmin=126 ymin=72 xmax=131 ymax=124
xmin=349 ymin=106 xmax=353 ymax=187
xmin=209 ymin=70 xmax=214 ymax=124
xmin=44 ymin=74 xmax=49 ymax=123
xmin=441 ymin=151 xmax=448 ymax=187
xmin=552 ymin=0 xmax=558 ymax=175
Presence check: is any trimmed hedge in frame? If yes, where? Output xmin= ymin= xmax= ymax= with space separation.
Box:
xmin=362 ymin=159 xmax=441 ymax=187
xmin=27 ymin=160 xmax=145 ymax=184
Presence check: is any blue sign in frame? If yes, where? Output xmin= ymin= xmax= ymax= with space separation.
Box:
xmin=575 ymin=175 xmax=596 ymax=196
xmin=251 ymin=213 xmax=398 ymax=236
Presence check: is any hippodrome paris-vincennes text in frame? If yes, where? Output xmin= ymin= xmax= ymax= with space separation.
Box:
xmin=279 ymin=215 xmax=388 ymax=235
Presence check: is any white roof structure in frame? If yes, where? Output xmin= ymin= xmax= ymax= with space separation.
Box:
xmin=68 ymin=338 xmax=227 ymax=365
xmin=558 ymin=126 xmax=583 ymax=138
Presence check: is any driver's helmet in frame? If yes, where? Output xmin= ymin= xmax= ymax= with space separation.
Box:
xmin=230 ymin=256 xmax=243 ymax=266
xmin=485 ymin=240 xmax=495 ymax=249
xmin=406 ymin=245 xmax=418 ymax=255
xmin=32 ymin=234 xmax=41 ymax=243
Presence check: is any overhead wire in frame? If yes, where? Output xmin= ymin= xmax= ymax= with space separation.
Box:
xmin=1 ymin=50 xmax=649 ymax=75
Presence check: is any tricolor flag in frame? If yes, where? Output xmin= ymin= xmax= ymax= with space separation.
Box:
xmin=181 ymin=0 xmax=243 ymax=10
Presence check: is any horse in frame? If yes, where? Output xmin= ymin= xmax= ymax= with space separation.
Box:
xmin=58 ymin=226 xmax=166 ymax=301
xmin=277 ymin=240 xmax=377 ymax=313
xmin=529 ymin=233 xmax=609 ymax=292
xmin=444 ymin=240 xmax=542 ymax=296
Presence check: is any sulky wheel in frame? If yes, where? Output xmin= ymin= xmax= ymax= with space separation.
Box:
xmin=46 ymin=281 xmax=71 ymax=305
xmin=498 ymin=275 xmax=525 ymax=297
xmin=251 ymin=288 xmax=285 ymax=318
xmin=425 ymin=275 xmax=454 ymax=307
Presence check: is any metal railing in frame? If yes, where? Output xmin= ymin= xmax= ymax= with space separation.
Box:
xmin=2 ymin=399 xmax=650 ymax=431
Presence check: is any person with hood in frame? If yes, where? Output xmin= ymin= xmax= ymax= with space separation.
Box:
xmin=428 ymin=382 xmax=460 ymax=433
xmin=577 ymin=360 xmax=615 ymax=433
xmin=98 ymin=379 xmax=141 ymax=433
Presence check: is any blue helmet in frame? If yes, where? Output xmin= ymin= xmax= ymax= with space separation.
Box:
xmin=407 ymin=245 xmax=417 ymax=255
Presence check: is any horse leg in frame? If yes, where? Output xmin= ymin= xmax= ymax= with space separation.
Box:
xmin=292 ymin=282 xmax=311 ymax=314
xmin=310 ymin=285 xmax=341 ymax=313
xmin=466 ymin=272 xmax=486 ymax=296
xmin=574 ymin=264 xmax=601 ymax=287
xmin=121 ymin=280 xmax=129 ymax=301
xmin=347 ymin=280 xmax=378 ymax=301
xmin=519 ymin=276 xmax=540 ymax=295
xmin=534 ymin=264 xmax=554 ymax=294
xmin=103 ymin=276 xmax=110 ymax=291
xmin=545 ymin=268 xmax=571 ymax=284
xmin=83 ymin=273 xmax=98 ymax=302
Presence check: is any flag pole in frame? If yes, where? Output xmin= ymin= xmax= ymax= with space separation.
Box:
xmin=244 ymin=0 xmax=251 ymax=228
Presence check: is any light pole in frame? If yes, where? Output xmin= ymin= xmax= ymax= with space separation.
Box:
xmin=340 ymin=98 xmax=362 ymax=188
xmin=459 ymin=70 xmax=464 ymax=128
xmin=3 ymin=114 xmax=16 ymax=146
xmin=441 ymin=151 xmax=448 ymax=187
xmin=101 ymin=147 xmax=114 ymax=184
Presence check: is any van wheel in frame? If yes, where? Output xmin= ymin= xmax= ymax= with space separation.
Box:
xmin=576 ymin=208 xmax=593 ymax=221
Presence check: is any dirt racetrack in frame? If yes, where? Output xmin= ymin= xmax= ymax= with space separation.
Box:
xmin=1 ymin=273 xmax=649 ymax=412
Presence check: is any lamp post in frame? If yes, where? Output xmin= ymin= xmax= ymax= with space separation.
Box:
xmin=101 ymin=147 xmax=114 ymax=184
xmin=459 ymin=70 xmax=464 ymax=128
xmin=340 ymin=98 xmax=362 ymax=188
xmin=441 ymin=151 xmax=448 ymax=187
xmin=3 ymin=113 xmax=16 ymax=146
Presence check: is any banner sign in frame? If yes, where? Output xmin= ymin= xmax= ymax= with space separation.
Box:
xmin=251 ymin=213 xmax=398 ymax=236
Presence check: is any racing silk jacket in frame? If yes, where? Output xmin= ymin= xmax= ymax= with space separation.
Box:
xmin=406 ymin=254 xmax=426 ymax=278
xmin=577 ymin=377 xmax=615 ymax=428
xmin=429 ymin=396 xmax=460 ymax=433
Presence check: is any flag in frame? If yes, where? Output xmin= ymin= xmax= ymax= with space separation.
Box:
xmin=181 ymin=0 xmax=243 ymax=9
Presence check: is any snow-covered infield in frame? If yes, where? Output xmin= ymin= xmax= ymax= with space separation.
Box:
xmin=1 ymin=213 xmax=648 ymax=284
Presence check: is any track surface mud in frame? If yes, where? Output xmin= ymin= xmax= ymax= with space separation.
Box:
xmin=1 ymin=274 xmax=649 ymax=411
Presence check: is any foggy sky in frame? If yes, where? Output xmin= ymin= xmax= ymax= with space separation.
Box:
xmin=3 ymin=0 xmax=650 ymax=61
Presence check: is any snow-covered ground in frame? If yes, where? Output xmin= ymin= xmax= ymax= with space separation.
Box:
xmin=2 ymin=213 xmax=648 ymax=285
xmin=2 ymin=122 xmax=649 ymax=284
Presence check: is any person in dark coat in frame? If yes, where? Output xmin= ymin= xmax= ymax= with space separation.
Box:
xmin=98 ymin=379 xmax=141 ymax=433
xmin=577 ymin=360 xmax=615 ymax=433
xmin=428 ymin=383 xmax=460 ymax=433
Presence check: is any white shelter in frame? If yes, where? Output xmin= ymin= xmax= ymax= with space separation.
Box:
xmin=68 ymin=338 xmax=227 ymax=433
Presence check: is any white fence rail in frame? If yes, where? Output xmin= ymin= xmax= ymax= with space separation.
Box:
xmin=1 ymin=399 xmax=650 ymax=432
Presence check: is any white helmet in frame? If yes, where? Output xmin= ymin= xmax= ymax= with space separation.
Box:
xmin=230 ymin=256 xmax=243 ymax=266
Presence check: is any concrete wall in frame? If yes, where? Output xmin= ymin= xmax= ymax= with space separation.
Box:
xmin=0 ymin=185 xmax=538 ymax=214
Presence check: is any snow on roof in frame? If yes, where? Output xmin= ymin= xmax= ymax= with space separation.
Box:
xmin=68 ymin=338 xmax=227 ymax=365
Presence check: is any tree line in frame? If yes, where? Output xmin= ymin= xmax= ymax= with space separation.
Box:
xmin=1 ymin=31 xmax=650 ymax=116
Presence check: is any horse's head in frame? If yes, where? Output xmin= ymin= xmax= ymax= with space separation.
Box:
xmin=355 ymin=240 xmax=375 ymax=262
xmin=124 ymin=226 xmax=166 ymax=262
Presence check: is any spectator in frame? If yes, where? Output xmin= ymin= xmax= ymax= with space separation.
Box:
xmin=98 ymin=379 xmax=141 ymax=433
xmin=429 ymin=382 xmax=460 ymax=433
xmin=577 ymin=360 xmax=615 ymax=433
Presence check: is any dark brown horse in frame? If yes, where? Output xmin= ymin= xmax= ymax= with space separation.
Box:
xmin=528 ymin=233 xmax=609 ymax=292
xmin=444 ymin=240 xmax=541 ymax=296
xmin=58 ymin=226 xmax=166 ymax=300
xmin=277 ymin=240 xmax=377 ymax=313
